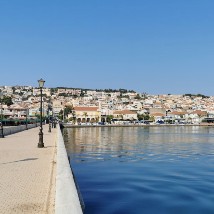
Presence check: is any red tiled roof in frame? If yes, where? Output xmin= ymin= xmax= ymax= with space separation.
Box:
xmin=74 ymin=107 xmax=99 ymax=111
xmin=170 ymin=111 xmax=186 ymax=115
xmin=191 ymin=110 xmax=207 ymax=116
xmin=150 ymin=113 xmax=165 ymax=116
xmin=113 ymin=110 xmax=136 ymax=115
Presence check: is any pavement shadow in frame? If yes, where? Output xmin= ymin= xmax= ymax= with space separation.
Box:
xmin=1 ymin=158 xmax=38 ymax=165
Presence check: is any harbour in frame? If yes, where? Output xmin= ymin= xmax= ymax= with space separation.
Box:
xmin=64 ymin=126 xmax=214 ymax=214
xmin=1 ymin=0 xmax=214 ymax=213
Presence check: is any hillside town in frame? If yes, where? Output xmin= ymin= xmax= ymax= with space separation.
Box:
xmin=0 ymin=85 xmax=214 ymax=125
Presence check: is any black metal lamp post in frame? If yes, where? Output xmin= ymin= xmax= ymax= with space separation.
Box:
xmin=0 ymin=96 xmax=4 ymax=138
xmin=49 ymin=117 xmax=52 ymax=132
xmin=48 ymin=100 xmax=51 ymax=133
xmin=26 ymin=108 xmax=28 ymax=130
xmin=38 ymin=78 xmax=45 ymax=148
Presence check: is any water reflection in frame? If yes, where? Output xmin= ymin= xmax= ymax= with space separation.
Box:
xmin=64 ymin=126 xmax=214 ymax=163
xmin=64 ymin=126 xmax=214 ymax=214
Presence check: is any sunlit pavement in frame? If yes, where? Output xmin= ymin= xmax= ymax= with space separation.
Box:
xmin=0 ymin=125 xmax=57 ymax=214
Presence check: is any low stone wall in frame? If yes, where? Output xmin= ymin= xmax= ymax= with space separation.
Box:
xmin=55 ymin=125 xmax=83 ymax=214
xmin=3 ymin=123 xmax=39 ymax=136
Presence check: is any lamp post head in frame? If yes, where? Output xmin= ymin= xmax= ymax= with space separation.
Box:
xmin=38 ymin=78 xmax=45 ymax=88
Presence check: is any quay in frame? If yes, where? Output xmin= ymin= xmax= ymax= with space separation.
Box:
xmin=62 ymin=123 xmax=214 ymax=128
xmin=0 ymin=124 xmax=82 ymax=214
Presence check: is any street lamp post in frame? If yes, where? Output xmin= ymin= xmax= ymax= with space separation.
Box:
xmin=49 ymin=116 xmax=52 ymax=132
xmin=0 ymin=96 xmax=4 ymax=138
xmin=38 ymin=78 xmax=45 ymax=148
xmin=26 ymin=108 xmax=28 ymax=130
xmin=48 ymin=100 xmax=51 ymax=133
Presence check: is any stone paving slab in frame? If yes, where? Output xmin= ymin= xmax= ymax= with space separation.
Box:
xmin=0 ymin=125 xmax=57 ymax=214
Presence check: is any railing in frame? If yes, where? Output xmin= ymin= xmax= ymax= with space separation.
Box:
xmin=3 ymin=123 xmax=39 ymax=136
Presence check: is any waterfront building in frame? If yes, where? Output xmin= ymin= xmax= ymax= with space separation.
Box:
xmin=150 ymin=112 xmax=165 ymax=123
xmin=187 ymin=110 xmax=207 ymax=124
xmin=113 ymin=110 xmax=138 ymax=121
xmin=72 ymin=106 xmax=101 ymax=124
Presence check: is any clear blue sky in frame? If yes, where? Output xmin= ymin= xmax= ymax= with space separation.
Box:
xmin=0 ymin=0 xmax=214 ymax=95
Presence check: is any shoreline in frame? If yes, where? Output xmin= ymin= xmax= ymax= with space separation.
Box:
xmin=61 ymin=123 xmax=214 ymax=128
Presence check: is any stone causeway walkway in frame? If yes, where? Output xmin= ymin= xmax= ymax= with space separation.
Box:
xmin=0 ymin=125 xmax=57 ymax=214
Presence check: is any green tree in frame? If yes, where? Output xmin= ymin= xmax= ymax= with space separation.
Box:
xmin=64 ymin=106 xmax=73 ymax=117
xmin=137 ymin=114 xmax=144 ymax=120
xmin=58 ymin=93 xmax=69 ymax=97
xmin=149 ymin=115 xmax=155 ymax=122
xmin=71 ymin=111 xmax=76 ymax=124
xmin=83 ymin=112 xmax=88 ymax=122
xmin=106 ymin=115 xmax=113 ymax=123
xmin=0 ymin=96 xmax=13 ymax=106
xmin=58 ymin=106 xmax=73 ymax=121
xmin=137 ymin=113 xmax=150 ymax=121
xmin=134 ymin=94 xmax=141 ymax=100
xmin=12 ymin=87 xmax=16 ymax=93
xmin=58 ymin=110 xmax=63 ymax=120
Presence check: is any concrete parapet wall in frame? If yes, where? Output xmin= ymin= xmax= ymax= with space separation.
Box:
xmin=55 ymin=125 xmax=83 ymax=214
xmin=3 ymin=124 xmax=39 ymax=136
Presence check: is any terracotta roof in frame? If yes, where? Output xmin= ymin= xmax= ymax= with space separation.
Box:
xmin=191 ymin=110 xmax=207 ymax=116
xmin=74 ymin=107 xmax=99 ymax=111
xmin=170 ymin=111 xmax=186 ymax=115
xmin=150 ymin=113 xmax=165 ymax=116
xmin=113 ymin=110 xmax=136 ymax=115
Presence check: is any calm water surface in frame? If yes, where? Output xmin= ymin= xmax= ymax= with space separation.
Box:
xmin=64 ymin=126 xmax=214 ymax=214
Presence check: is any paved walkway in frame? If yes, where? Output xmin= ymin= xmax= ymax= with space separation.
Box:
xmin=0 ymin=125 xmax=57 ymax=214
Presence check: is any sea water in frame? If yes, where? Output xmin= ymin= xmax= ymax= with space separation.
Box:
xmin=64 ymin=126 xmax=214 ymax=214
